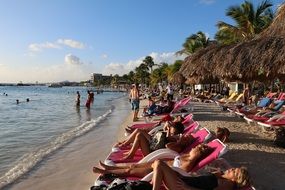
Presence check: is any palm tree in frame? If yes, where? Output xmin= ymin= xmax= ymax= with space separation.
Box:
xmin=128 ymin=71 xmax=135 ymax=84
xmin=143 ymin=56 xmax=155 ymax=73
xmin=150 ymin=63 xmax=168 ymax=86
xmin=177 ymin=31 xmax=210 ymax=55
xmin=215 ymin=0 xmax=274 ymax=45
xmin=135 ymin=63 xmax=150 ymax=85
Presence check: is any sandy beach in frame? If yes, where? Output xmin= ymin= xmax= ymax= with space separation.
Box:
xmin=191 ymin=101 xmax=285 ymax=190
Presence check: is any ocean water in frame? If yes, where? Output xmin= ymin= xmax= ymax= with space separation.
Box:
xmin=0 ymin=86 xmax=126 ymax=188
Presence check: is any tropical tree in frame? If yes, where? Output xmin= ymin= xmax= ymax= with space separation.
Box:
xmin=127 ymin=71 xmax=135 ymax=84
xmin=150 ymin=63 xmax=169 ymax=86
xmin=143 ymin=56 xmax=155 ymax=73
xmin=111 ymin=74 xmax=120 ymax=87
xmin=215 ymin=0 xmax=274 ymax=45
xmin=135 ymin=63 xmax=150 ymax=85
xmin=177 ymin=31 xmax=210 ymax=55
xmin=166 ymin=60 xmax=183 ymax=81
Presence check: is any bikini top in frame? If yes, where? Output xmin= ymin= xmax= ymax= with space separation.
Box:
xmin=173 ymin=155 xmax=181 ymax=168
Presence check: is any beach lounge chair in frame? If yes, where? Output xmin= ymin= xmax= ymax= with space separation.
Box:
xmin=104 ymin=126 xmax=209 ymax=165
xmin=140 ymin=138 xmax=228 ymax=181
xmin=94 ymin=137 xmax=225 ymax=188
xmin=234 ymin=97 xmax=272 ymax=117
xmin=144 ymin=97 xmax=192 ymax=119
xmin=244 ymin=109 xmax=285 ymax=124
xmin=218 ymin=93 xmax=243 ymax=107
xmin=215 ymin=92 xmax=238 ymax=105
xmin=257 ymin=114 xmax=285 ymax=129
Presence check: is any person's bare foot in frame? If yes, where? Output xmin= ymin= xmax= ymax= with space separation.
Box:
xmin=93 ymin=166 xmax=106 ymax=174
xmin=114 ymin=141 xmax=125 ymax=147
xmin=125 ymin=127 xmax=133 ymax=134
xmin=99 ymin=161 xmax=115 ymax=170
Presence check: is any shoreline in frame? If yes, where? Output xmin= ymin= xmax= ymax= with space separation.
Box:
xmin=5 ymin=96 xmax=132 ymax=190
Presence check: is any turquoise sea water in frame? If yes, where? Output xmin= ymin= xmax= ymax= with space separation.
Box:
xmin=0 ymin=86 xmax=125 ymax=188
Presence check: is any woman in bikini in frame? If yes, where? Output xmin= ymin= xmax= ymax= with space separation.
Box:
xmin=93 ymin=144 xmax=211 ymax=179
xmin=151 ymin=159 xmax=251 ymax=190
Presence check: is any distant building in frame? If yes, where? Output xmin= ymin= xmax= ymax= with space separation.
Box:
xmin=91 ymin=73 xmax=112 ymax=86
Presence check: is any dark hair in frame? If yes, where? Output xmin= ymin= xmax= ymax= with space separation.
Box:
xmin=172 ymin=122 xmax=185 ymax=134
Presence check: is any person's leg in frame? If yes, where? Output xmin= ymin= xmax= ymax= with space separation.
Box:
xmin=94 ymin=162 xmax=153 ymax=178
xmin=117 ymin=129 xmax=144 ymax=147
xmin=123 ymin=132 xmax=151 ymax=159
xmin=152 ymin=160 xmax=189 ymax=190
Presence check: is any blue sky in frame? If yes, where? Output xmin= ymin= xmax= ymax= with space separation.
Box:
xmin=0 ymin=0 xmax=283 ymax=83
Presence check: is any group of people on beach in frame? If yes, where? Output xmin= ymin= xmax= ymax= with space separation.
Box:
xmin=93 ymin=115 xmax=251 ymax=190
xmin=91 ymin=84 xmax=252 ymax=190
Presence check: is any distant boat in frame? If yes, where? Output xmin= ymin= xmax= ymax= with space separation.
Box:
xmin=48 ymin=83 xmax=62 ymax=88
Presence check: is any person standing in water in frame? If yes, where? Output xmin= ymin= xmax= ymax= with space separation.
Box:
xmin=90 ymin=90 xmax=94 ymax=104
xmin=85 ymin=90 xmax=91 ymax=108
xmin=76 ymin=91 xmax=80 ymax=106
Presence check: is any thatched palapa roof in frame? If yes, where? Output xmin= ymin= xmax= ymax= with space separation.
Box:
xmin=180 ymin=4 xmax=285 ymax=83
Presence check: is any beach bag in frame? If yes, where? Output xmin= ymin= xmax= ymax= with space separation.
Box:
xmin=107 ymin=180 xmax=152 ymax=190
xmin=274 ymin=127 xmax=285 ymax=148
xmin=149 ymin=131 xmax=167 ymax=152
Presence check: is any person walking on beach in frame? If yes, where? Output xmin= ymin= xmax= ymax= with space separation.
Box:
xmin=166 ymin=82 xmax=174 ymax=100
xmin=129 ymin=84 xmax=140 ymax=122
xmin=76 ymin=91 xmax=80 ymax=106
xmin=85 ymin=90 xmax=92 ymax=108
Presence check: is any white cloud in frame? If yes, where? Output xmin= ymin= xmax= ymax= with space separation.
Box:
xmin=102 ymin=52 xmax=187 ymax=75
xmin=64 ymin=54 xmax=83 ymax=65
xmin=199 ymin=0 xmax=215 ymax=5
xmin=28 ymin=42 xmax=61 ymax=52
xmin=0 ymin=61 xmax=92 ymax=83
xmin=57 ymin=39 xmax=85 ymax=49
xmin=28 ymin=39 xmax=85 ymax=53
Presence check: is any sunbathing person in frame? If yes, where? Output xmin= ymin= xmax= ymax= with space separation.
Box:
xmin=142 ymin=96 xmax=158 ymax=116
xmin=151 ymin=159 xmax=251 ymax=190
xmin=120 ymin=121 xmax=184 ymax=159
xmin=115 ymin=115 xmax=184 ymax=148
xmin=93 ymin=144 xmax=212 ymax=178
xmin=125 ymin=115 xmax=185 ymax=134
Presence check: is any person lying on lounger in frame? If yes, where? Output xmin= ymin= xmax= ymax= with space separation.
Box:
xmin=93 ymin=144 xmax=212 ymax=178
xmin=124 ymin=114 xmax=186 ymax=134
xmin=151 ymin=160 xmax=251 ymax=190
xmin=120 ymin=121 xmax=185 ymax=159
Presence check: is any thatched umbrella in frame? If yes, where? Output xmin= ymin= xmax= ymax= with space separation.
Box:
xmin=171 ymin=72 xmax=186 ymax=85
xmin=181 ymin=4 xmax=285 ymax=82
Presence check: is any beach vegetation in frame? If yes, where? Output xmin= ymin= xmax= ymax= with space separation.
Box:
xmin=143 ymin=56 xmax=155 ymax=73
xmin=215 ymin=0 xmax=274 ymax=45
xmin=134 ymin=63 xmax=150 ymax=85
xmin=150 ymin=62 xmax=169 ymax=85
xmin=177 ymin=31 xmax=210 ymax=55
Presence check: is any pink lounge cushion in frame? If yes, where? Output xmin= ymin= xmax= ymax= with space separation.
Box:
xmin=171 ymin=97 xmax=191 ymax=113
xmin=191 ymin=139 xmax=227 ymax=172
xmin=130 ymin=122 xmax=157 ymax=129
xmin=182 ymin=128 xmax=211 ymax=154
xmin=261 ymin=119 xmax=285 ymax=126
xmin=184 ymin=121 xmax=199 ymax=134
xmin=108 ymin=149 xmax=143 ymax=163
